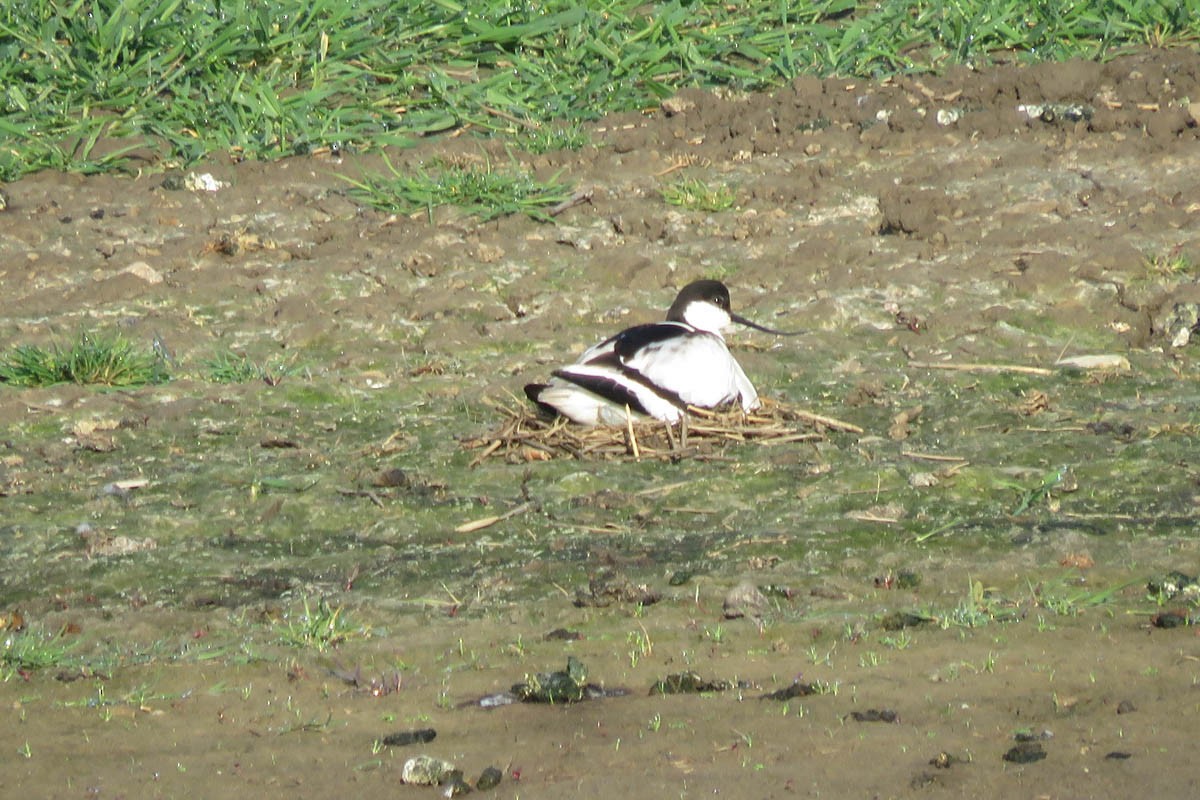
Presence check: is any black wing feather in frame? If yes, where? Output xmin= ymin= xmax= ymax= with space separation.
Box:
xmin=523 ymin=383 xmax=561 ymax=417
xmin=549 ymin=369 xmax=652 ymax=416
xmin=607 ymin=322 xmax=692 ymax=362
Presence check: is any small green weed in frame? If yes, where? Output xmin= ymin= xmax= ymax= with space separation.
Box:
xmin=519 ymin=122 xmax=590 ymax=154
xmin=277 ymin=596 xmax=361 ymax=652
xmin=661 ymin=177 xmax=736 ymax=212
xmin=1144 ymin=247 xmax=1194 ymax=277
xmin=934 ymin=578 xmax=1019 ymax=629
xmin=2 ymin=628 xmax=75 ymax=679
xmin=1008 ymin=465 xmax=1072 ymax=515
xmin=342 ymin=156 xmax=573 ymax=222
xmin=0 ymin=332 xmax=167 ymax=387
xmin=626 ymin=627 xmax=653 ymax=667
xmin=203 ymin=351 xmax=294 ymax=384
xmin=858 ymin=650 xmax=884 ymax=668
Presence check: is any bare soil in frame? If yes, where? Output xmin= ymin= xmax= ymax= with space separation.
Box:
xmin=3 ymin=48 xmax=1200 ymax=799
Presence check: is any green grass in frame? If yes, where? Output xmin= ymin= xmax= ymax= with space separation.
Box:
xmin=342 ymin=156 xmax=573 ymax=221
xmin=203 ymin=350 xmax=295 ymax=385
xmin=1144 ymin=247 xmax=1195 ymax=276
xmin=517 ymin=122 xmax=591 ymax=154
xmin=2 ymin=628 xmax=75 ymax=679
xmin=276 ymin=596 xmax=363 ymax=652
xmin=0 ymin=331 xmax=168 ymax=387
xmin=662 ymin=177 xmax=736 ymax=212
xmin=2 ymin=0 xmax=1195 ymax=180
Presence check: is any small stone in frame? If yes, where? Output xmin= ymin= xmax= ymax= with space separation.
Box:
xmin=475 ymin=766 xmax=503 ymax=790
xmin=1054 ymin=354 xmax=1131 ymax=371
xmin=1003 ymin=742 xmax=1046 ymax=764
xmin=121 ymin=261 xmax=164 ymax=284
xmin=442 ymin=774 xmax=472 ymax=796
xmin=908 ymin=472 xmax=939 ymax=488
xmin=382 ymin=728 xmax=436 ymax=747
xmin=402 ymin=755 xmax=458 ymax=786
xmin=473 ymin=243 xmax=505 ymax=263
xmin=849 ymin=709 xmax=898 ymax=723
xmin=723 ymin=580 xmax=768 ymax=620
xmin=543 ymin=628 xmax=582 ymax=641
xmin=651 ymin=672 xmax=732 ymax=695
xmin=373 ymin=468 xmax=410 ymax=488
xmin=661 ymin=96 xmax=695 ymax=116
xmin=761 ymin=681 xmax=817 ymax=701
xmin=936 ymin=108 xmax=961 ymax=126
xmin=880 ymin=611 xmax=929 ymax=631
xmin=184 ymin=172 xmax=227 ymax=192
xmin=668 ymin=570 xmax=692 ymax=586
xmin=1151 ymin=609 xmax=1190 ymax=628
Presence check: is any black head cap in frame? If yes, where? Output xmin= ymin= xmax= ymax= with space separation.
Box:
xmin=665 ymin=280 xmax=730 ymax=322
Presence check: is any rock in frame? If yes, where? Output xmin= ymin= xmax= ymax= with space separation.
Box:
xmin=121 ymin=261 xmax=163 ymax=284
xmin=382 ymin=728 xmax=436 ymax=747
xmin=1002 ymin=742 xmax=1046 ymax=764
xmin=184 ymin=172 xmax=227 ymax=192
xmin=402 ymin=755 xmax=459 ymax=786
xmin=761 ymin=681 xmax=817 ymax=701
xmin=475 ymin=766 xmax=503 ymax=790
xmin=849 ymin=709 xmax=898 ymax=723
xmin=512 ymin=656 xmax=588 ymax=703
xmin=723 ymin=580 xmax=768 ymax=620
xmin=1054 ymin=354 xmax=1131 ymax=371
xmin=650 ymin=672 xmax=733 ymax=695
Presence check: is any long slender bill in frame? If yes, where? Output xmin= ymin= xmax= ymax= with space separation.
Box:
xmin=730 ymin=312 xmax=805 ymax=336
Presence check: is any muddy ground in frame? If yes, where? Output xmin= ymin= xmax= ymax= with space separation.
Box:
xmin=3 ymin=47 xmax=1200 ymax=798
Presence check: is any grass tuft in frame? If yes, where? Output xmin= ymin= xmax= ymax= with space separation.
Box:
xmin=518 ymin=122 xmax=591 ymax=154
xmin=0 ymin=331 xmax=168 ymax=387
xmin=343 ymin=156 xmax=573 ymax=221
xmin=276 ymin=596 xmax=363 ymax=652
xmin=1144 ymin=247 xmax=1194 ymax=277
xmin=2 ymin=628 xmax=75 ymax=679
xmin=203 ymin=350 xmax=295 ymax=385
xmin=662 ymin=177 xmax=737 ymax=212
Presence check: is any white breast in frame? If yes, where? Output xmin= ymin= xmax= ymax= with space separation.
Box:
xmin=620 ymin=331 xmax=760 ymax=411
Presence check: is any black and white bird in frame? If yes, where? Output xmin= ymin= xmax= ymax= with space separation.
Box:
xmin=524 ymin=280 xmax=799 ymax=426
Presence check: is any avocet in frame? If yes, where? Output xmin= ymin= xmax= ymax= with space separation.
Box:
xmin=524 ymin=280 xmax=798 ymax=425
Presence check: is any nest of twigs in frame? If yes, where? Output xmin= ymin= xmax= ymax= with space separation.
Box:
xmin=463 ymin=397 xmax=862 ymax=464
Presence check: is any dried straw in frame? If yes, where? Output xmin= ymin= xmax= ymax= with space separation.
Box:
xmin=463 ymin=397 xmax=856 ymax=464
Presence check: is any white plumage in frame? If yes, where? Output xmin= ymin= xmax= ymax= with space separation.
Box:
xmin=525 ymin=280 xmax=797 ymax=426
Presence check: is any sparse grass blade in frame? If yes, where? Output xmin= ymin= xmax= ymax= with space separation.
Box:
xmin=2 ymin=628 xmax=75 ymax=679
xmin=343 ymin=156 xmax=573 ymax=222
xmin=662 ymin=177 xmax=736 ymax=213
xmin=517 ymin=122 xmax=590 ymax=154
xmin=203 ymin=350 xmax=294 ymax=385
xmin=276 ymin=596 xmax=363 ymax=652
